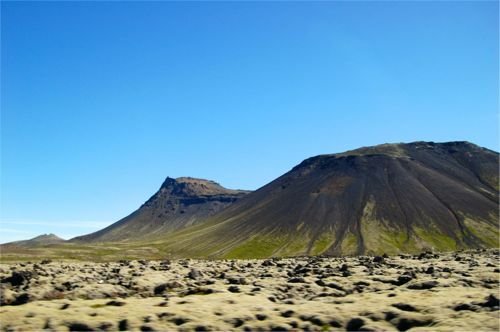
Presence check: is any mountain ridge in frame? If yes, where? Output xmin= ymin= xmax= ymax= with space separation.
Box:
xmin=71 ymin=177 xmax=250 ymax=242
xmin=2 ymin=141 xmax=498 ymax=260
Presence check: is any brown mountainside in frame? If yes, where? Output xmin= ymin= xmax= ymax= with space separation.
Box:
xmin=71 ymin=177 xmax=250 ymax=242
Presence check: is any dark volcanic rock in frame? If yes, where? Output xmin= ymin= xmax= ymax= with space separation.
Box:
xmin=2 ymin=271 xmax=32 ymax=286
xmin=118 ymin=319 xmax=128 ymax=331
xmin=281 ymin=310 xmax=295 ymax=318
xmin=346 ymin=318 xmax=365 ymax=331
xmin=68 ymin=322 xmax=95 ymax=331
xmin=373 ymin=256 xmax=385 ymax=263
xmin=395 ymin=274 xmax=413 ymax=286
xmin=255 ymin=314 xmax=267 ymax=321
xmin=188 ymin=269 xmax=203 ymax=280
xmin=394 ymin=318 xmax=433 ymax=331
xmin=106 ymin=300 xmax=126 ymax=306
xmin=478 ymin=294 xmax=500 ymax=309
xmin=11 ymin=293 xmax=30 ymax=306
xmin=408 ymin=281 xmax=439 ymax=290
xmin=454 ymin=303 xmax=478 ymax=311
xmin=227 ymin=277 xmax=247 ymax=285
xmin=154 ymin=284 xmax=168 ymax=296
xmin=171 ymin=317 xmax=189 ymax=326
xmin=227 ymin=286 xmax=240 ymax=293
xmin=154 ymin=281 xmax=183 ymax=295
xmin=391 ymin=303 xmax=418 ymax=312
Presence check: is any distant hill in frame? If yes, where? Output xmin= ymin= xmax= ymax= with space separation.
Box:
xmin=4 ymin=233 xmax=65 ymax=247
xmin=158 ymin=141 xmax=499 ymax=258
xmin=71 ymin=177 xmax=250 ymax=242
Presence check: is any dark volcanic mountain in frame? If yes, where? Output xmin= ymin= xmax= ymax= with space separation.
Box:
xmin=162 ymin=141 xmax=499 ymax=258
xmin=72 ymin=177 xmax=250 ymax=242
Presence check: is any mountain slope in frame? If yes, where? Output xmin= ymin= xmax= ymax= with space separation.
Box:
xmin=72 ymin=177 xmax=250 ymax=242
xmin=160 ymin=141 xmax=499 ymax=258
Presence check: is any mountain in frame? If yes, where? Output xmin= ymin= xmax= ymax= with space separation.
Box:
xmin=71 ymin=177 xmax=250 ymax=242
xmin=159 ymin=141 xmax=499 ymax=258
xmin=4 ymin=233 xmax=65 ymax=247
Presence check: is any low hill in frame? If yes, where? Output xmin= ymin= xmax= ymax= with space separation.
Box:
xmin=3 ymin=233 xmax=65 ymax=247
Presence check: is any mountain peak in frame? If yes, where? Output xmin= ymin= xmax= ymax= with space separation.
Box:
xmin=159 ymin=176 xmax=248 ymax=197
xmin=72 ymin=177 xmax=250 ymax=242
xmin=335 ymin=141 xmax=487 ymax=157
xmin=334 ymin=142 xmax=407 ymax=158
xmin=294 ymin=141 xmax=494 ymax=172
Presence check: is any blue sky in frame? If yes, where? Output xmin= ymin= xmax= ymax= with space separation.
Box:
xmin=1 ymin=1 xmax=498 ymax=242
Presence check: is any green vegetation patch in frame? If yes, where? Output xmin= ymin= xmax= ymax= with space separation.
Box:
xmin=463 ymin=217 xmax=499 ymax=247
xmin=340 ymin=232 xmax=358 ymax=255
xmin=224 ymin=235 xmax=287 ymax=259
xmin=361 ymin=218 xmax=414 ymax=254
xmin=311 ymin=232 xmax=335 ymax=256
xmin=359 ymin=198 xmax=424 ymax=254
xmin=413 ymin=226 xmax=457 ymax=251
xmin=277 ymin=235 xmax=309 ymax=257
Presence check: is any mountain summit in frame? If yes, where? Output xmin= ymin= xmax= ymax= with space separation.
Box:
xmin=160 ymin=141 xmax=499 ymax=258
xmin=72 ymin=177 xmax=250 ymax=242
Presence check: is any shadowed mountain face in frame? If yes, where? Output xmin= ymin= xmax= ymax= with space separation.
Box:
xmin=71 ymin=177 xmax=250 ymax=242
xmin=162 ymin=142 xmax=499 ymax=258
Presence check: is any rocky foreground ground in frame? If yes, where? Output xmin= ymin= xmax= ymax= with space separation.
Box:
xmin=0 ymin=250 xmax=499 ymax=331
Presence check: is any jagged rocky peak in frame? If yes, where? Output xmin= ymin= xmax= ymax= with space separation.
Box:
xmin=70 ymin=176 xmax=251 ymax=242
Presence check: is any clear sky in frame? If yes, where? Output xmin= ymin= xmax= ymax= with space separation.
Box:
xmin=1 ymin=1 xmax=498 ymax=242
